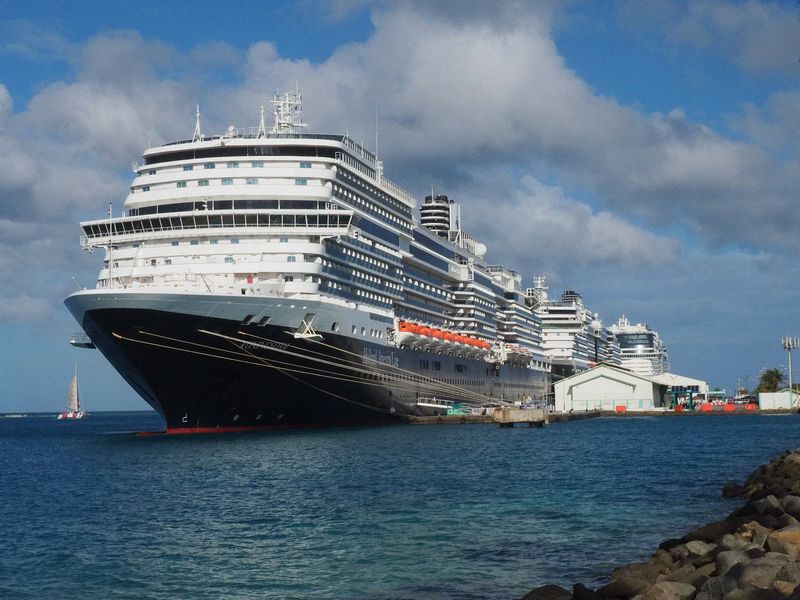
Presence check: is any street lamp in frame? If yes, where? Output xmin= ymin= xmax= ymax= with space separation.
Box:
xmin=781 ymin=337 xmax=799 ymax=409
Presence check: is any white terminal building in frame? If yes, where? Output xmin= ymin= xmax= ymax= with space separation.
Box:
xmin=554 ymin=363 xmax=707 ymax=412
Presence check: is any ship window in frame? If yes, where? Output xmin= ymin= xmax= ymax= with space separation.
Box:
xmin=331 ymin=322 xmax=339 ymax=332
xmin=246 ymin=178 xmax=258 ymax=185
xmin=257 ymin=316 xmax=270 ymax=326
xmin=210 ymin=239 xmax=218 ymax=245
xmin=231 ymin=239 xmax=239 ymax=244
xmin=177 ymin=181 xmax=187 ymax=188
xmin=253 ymin=161 xmax=264 ymax=168
xmin=164 ymin=259 xmax=171 ymax=265
xmin=361 ymin=327 xmax=366 ymax=335
xmin=190 ymin=240 xmax=199 ymax=245
xmin=171 ymin=241 xmax=179 ymax=246
xmin=224 ymin=256 xmax=234 ymax=263
xmin=287 ymin=256 xmax=296 ymax=262
xmin=227 ymin=162 xmax=239 ymax=168
xmin=280 ymin=237 xmax=288 ymax=243
xmin=295 ymin=178 xmax=308 ymax=186
xmin=198 ymin=179 xmax=209 ymax=186
xmin=284 ymin=276 xmax=294 ymax=282
xmin=148 ymin=170 xmax=156 ymax=175
xmin=183 ymin=165 xmax=193 ymax=171
xmin=352 ymin=325 xmax=357 ymax=334
xmin=204 ymin=163 xmax=215 ymax=169
xmin=142 ymin=185 xmax=150 ymax=191
xmin=300 ymin=161 xmax=311 ymax=168
xmin=222 ymin=178 xmax=233 ymax=185
xmin=241 ymin=315 xmax=255 ymax=325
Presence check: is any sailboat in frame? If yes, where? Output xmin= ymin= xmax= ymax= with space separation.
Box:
xmin=57 ymin=366 xmax=86 ymax=420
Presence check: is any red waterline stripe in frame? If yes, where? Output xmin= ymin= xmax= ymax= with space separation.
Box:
xmin=137 ymin=419 xmax=398 ymax=436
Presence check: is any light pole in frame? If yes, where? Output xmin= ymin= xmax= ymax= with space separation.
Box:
xmin=782 ymin=337 xmax=799 ymax=409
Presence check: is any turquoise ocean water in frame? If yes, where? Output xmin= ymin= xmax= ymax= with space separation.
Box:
xmin=1 ymin=412 xmax=798 ymax=599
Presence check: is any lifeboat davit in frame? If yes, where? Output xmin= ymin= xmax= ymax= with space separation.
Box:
xmin=395 ymin=321 xmax=493 ymax=354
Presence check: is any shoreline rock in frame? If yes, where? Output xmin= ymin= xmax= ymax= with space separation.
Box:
xmin=522 ymin=449 xmax=800 ymax=600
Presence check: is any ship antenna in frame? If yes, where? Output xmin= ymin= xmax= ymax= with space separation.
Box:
xmin=257 ymin=105 xmax=267 ymax=138
xmin=192 ymin=105 xmax=202 ymax=142
xmin=375 ymin=107 xmax=384 ymax=183
xmin=270 ymin=87 xmax=307 ymax=134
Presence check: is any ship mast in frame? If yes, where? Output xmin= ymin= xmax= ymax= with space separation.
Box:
xmin=270 ymin=85 xmax=307 ymax=134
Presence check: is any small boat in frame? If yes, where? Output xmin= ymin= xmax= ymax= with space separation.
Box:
xmin=57 ymin=366 xmax=86 ymax=420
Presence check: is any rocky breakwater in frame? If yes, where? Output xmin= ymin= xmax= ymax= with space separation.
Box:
xmin=523 ymin=450 xmax=800 ymax=600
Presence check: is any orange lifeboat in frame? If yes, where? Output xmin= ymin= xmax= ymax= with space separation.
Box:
xmin=419 ymin=327 xmax=433 ymax=337
xmin=431 ymin=329 xmax=445 ymax=340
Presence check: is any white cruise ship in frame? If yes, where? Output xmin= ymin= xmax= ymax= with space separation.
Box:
xmin=65 ymin=90 xmax=551 ymax=432
xmin=609 ymin=315 xmax=669 ymax=377
xmin=526 ymin=276 xmax=620 ymax=377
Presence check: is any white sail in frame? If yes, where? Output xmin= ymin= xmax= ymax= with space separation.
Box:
xmin=66 ymin=375 xmax=80 ymax=412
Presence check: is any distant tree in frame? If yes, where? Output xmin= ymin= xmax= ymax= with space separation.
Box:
xmin=758 ymin=368 xmax=785 ymax=393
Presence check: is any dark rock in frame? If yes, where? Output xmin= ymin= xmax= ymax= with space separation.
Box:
xmin=521 ymin=584 xmax=573 ymax=600
xmin=757 ymin=515 xmax=785 ymax=531
xmin=783 ymin=497 xmax=800 ymax=520
xmin=671 ymin=545 xmax=692 ymax=563
xmin=724 ymin=483 xmax=746 ymax=498
xmin=661 ymin=539 xmax=685 ymax=551
xmin=698 ymin=574 xmax=740 ymax=600
xmin=721 ymin=534 xmax=750 ymax=551
xmin=694 ymin=547 xmax=725 ymax=568
xmin=776 ymin=514 xmax=799 ymax=530
xmin=612 ymin=562 xmax=665 ymax=585
xmin=647 ymin=581 xmax=697 ymax=600
xmin=766 ymin=534 xmax=798 ymax=558
xmin=687 ymin=563 xmax=718 ymax=588
xmin=687 ymin=542 xmax=718 ymax=557
xmin=664 ymin=565 xmax=699 ymax=585
xmin=717 ymin=550 xmax=749 ymax=577
xmin=598 ymin=576 xmax=651 ymax=598
xmin=746 ymin=548 xmax=767 ymax=560
xmin=574 ymin=583 xmax=603 ymax=600
xmin=653 ymin=550 xmax=677 ymax=570
xmin=683 ymin=519 xmax=749 ymax=544
xmin=728 ymin=555 xmax=795 ymax=590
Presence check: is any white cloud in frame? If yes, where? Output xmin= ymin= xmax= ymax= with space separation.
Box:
xmin=618 ymin=0 xmax=800 ymax=76
xmin=0 ymin=2 xmax=798 ymax=329
xmin=0 ymin=294 xmax=52 ymax=323
xmin=468 ymin=176 xmax=681 ymax=274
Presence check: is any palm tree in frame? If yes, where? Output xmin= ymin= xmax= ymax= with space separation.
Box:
xmin=758 ymin=368 xmax=785 ymax=393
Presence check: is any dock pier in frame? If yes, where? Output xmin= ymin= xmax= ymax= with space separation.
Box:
xmin=493 ymin=407 xmax=547 ymax=428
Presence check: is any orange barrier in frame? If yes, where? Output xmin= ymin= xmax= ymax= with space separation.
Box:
xmin=745 ymin=403 xmax=758 ymax=411
xmin=675 ymin=405 xmax=684 ymax=412
xmin=615 ymin=405 xmax=627 ymax=414
xmin=723 ymin=404 xmax=736 ymax=412
xmin=701 ymin=404 xmax=713 ymax=412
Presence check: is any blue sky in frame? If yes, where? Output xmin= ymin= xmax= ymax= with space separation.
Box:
xmin=1 ymin=0 xmax=799 ymax=412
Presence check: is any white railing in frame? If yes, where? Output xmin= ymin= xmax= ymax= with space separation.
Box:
xmin=335 ymin=152 xmax=416 ymax=208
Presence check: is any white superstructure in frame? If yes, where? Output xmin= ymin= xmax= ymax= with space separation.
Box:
xmin=66 ymin=90 xmax=553 ymax=430
xmin=527 ymin=276 xmax=620 ymax=377
xmin=609 ymin=315 xmax=670 ymax=377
